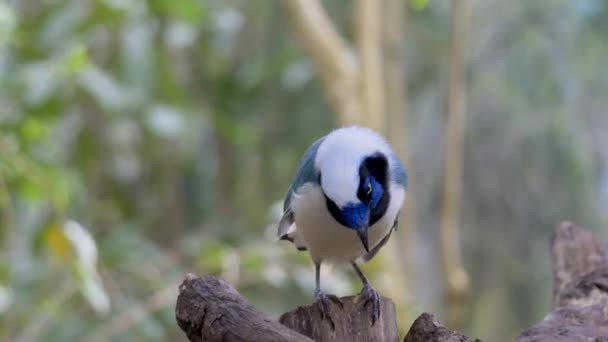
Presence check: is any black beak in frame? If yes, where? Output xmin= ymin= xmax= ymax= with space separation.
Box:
xmin=357 ymin=226 xmax=370 ymax=253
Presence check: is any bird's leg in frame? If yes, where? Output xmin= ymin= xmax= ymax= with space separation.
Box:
xmin=314 ymin=262 xmax=343 ymax=329
xmin=351 ymin=262 xmax=381 ymax=325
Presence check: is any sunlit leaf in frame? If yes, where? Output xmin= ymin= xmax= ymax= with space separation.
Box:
xmin=241 ymin=249 xmax=265 ymax=273
xmin=19 ymin=178 xmax=44 ymax=202
xmin=410 ymin=0 xmax=430 ymax=11
xmin=197 ymin=239 xmax=226 ymax=273
xmin=61 ymin=44 xmax=90 ymax=77
xmin=46 ymin=223 xmax=72 ymax=258
xmin=20 ymin=117 xmax=48 ymax=143
xmin=0 ymin=263 xmax=7 ymax=281
xmin=148 ymin=0 xmax=207 ymax=23
xmin=49 ymin=170 xmax=72 ymax=211
xmin=101 ymin=0 xmax=145 ymax=17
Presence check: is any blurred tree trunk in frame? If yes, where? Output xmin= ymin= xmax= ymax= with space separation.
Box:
xmin=356 ymin=0 xmax=415 ymax=332
xmin=213 ymin=126 xmax=235 ymax=220
xmin=440 ymin=0 xmax=471 ymax=330
xmin=81 ymin=104 xmax=112 ymax=234
xmin=356 ymin=0 xmax=384 ymax=131
xmin=157 ymin=139 xmax=184 ymax=246
xmin=283 ymin=0 xmax=360 ymax=125
xmin=382 ymin=0 xmax=418 ymax=328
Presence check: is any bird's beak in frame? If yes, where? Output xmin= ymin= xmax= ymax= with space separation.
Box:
xmin=357 ymin=224 xmax=370 ymax=253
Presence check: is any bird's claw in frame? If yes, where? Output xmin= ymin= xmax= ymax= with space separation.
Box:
xmin=315 ymin=290 xmax=343 ymax=329
xmin=359 ymin=283 xmax=381 ymax=325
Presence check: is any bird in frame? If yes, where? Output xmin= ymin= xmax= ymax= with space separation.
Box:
xmin=277 ymin=126 xmax=408 ymax=328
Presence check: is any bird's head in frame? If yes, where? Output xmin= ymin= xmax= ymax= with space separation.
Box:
xmin=315 ymin=127 xmax=392 ymax=253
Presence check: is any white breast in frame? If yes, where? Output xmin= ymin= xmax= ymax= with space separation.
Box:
xmin=290 ymin=183 xmax=405 ymax=264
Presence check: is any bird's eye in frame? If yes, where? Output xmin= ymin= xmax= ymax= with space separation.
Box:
xmin=366 ymin=183 xmax=372 ymax=197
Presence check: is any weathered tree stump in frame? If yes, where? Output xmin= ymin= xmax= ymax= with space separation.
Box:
xmin=279 ymin=295 xmax=399 ymax=341
xmin=175 ymin=221 xmax=608 ymax=342
xmin=517 ymin=221 xmax=608 ymax=341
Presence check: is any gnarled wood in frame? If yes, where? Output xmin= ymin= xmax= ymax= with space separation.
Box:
xmin=175 ymin=274 xmax=312 ymax=342
xmin=175 ymin=222 xmax=608 ymax=342
xmin=279 ymin=295 xmax=399 ymax=341
xmin=404 ymin=313 xmax=480 ymax=342
xmin=551 ymin=221 xmax=608 ymax=308
xmin=517 ymin=222 xmax=608 ymax=341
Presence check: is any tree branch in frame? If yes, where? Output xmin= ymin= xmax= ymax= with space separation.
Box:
xmin=380 ymin=0 xmax=417 ymax=327
xmin=440 ymin=0 xmax=471 ymax=330
xmin=356 ymin=0 xmax=385 ymax=131
xmin=282 ymin=0 xmax=355 ymax=77
xmin=175 ymin=274 xmax=312 ymax=342
xmin=282 ymin=0 xmax=359 ymax=125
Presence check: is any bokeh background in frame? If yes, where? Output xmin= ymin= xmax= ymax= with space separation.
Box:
xmin=2 ymin=0 xmax=608 ymax=341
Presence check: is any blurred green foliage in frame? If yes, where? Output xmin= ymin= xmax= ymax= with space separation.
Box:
xmin=0 ymin=1 xmax=607 ymax=341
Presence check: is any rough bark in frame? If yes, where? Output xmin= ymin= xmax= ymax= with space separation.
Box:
xmin=175 ymin=274 xmax=312 ymax=342
xmin=279 ymin=295 xmax=399 ymax=341
xmin=175 ymin=222 xmax=608 ymax=342
xmin=551 ymin=221 xmax=608 ymax=308
xmin=517 ymin=221 xmax=608 ymax=341
xmin=403 ymin=313 xmax=480 ymax=342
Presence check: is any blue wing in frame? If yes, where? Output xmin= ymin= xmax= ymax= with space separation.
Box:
xmin=390 ymin=152 xmax=408 ymax=189
xmin=283 ymin=136 xmax=324 ymax=211
xmin=277 ymin=136 xmax=324 ymax=239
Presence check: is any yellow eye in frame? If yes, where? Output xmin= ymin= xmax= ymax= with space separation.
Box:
xmin=366 ymin=183 xmax=372 ymax=196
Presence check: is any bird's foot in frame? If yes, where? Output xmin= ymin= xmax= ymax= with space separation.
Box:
xmin=314 ymin=289 xmax=343 ymax=330
xmin=358 ymin=283 xmax=381 ymax=325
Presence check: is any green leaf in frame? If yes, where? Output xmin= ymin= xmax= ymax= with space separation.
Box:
xmin=18 ymin=177 xmax=43 ymax=202
xmin=20 ymin=117 xmax=48 ymax=143
xmin=62 ymin=44 xmax=89 ymax=77
xmin=241 ymin=249 xmax=265 ymax=273
xmin=148 ymin=0 xmax=207 ymax=23
xmin=411 ymin=0 xmax=430 ymax=11
xmin=197 ymin=239 xmax=226 ymax=273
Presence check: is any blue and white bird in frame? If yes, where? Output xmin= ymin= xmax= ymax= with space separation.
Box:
xmin=278 ymin=126 xmax=408 ymax=328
